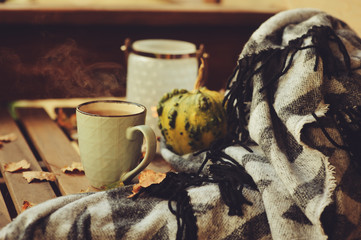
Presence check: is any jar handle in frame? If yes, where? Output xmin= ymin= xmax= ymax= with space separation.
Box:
xmin=120 ymin=38 xmax=132 ymax=69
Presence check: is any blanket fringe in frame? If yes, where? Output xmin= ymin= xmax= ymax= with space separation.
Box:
xmin=132 ymin=172 xmax=200 ymax=240
xmin=133 ymin=137 xmax=257 ymax=240
xmin=223 ymin=25 xmax=359 ymax=172
xmin=135 ymin=24 xmax=359 ymax=240
xmin=224 ymin=25 xmax=352 ymax=139
xmin=319 ymin=155 xmax=337 ymax=237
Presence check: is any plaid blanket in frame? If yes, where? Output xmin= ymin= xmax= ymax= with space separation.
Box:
xmin=1 ymin=8 xmax=361 ymax=240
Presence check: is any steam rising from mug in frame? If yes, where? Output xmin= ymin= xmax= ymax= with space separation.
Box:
xmin=0 ymin=39 xmax=126 ymax=99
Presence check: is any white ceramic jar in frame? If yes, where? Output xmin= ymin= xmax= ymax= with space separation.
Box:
xmin=124 ymin=39 xmax=200 ymax=136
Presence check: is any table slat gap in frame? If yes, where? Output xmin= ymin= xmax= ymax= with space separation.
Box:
xmin=16 ymin=107 xmax=92 ymax=195
xmin=0 ymin=184 xmax=11 ymax=229
xmin=0 ymin=106 xmax=57 ymax=214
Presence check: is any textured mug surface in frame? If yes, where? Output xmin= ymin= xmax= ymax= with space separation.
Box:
xmin=76 ymin=100 xmax=156 ymax=188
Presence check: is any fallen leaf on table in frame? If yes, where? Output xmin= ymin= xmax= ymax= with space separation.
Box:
xmin=102 ymin=181 xmax=125 ymax=191
xmin=56 ymin=108 xmax=77 ymax=130
xmin=80 ymin=187 xmax=96 ymax=193
xmin=23 ymin=171 xmax=57 ymax=183
xmin=21 ymin=200 xmax=36 ymax=212
xmin=0 ymin=133 xmax=17 ymax=143
xmin=61 ymin=162 xmax=84 ymax=173
xmin=128 ymin=169 xmax=166 ymax=198
xmin=4 ymin=159 xmax=31 ymax=172
xmin=56 ymin=108 xmax=78 ymax=140
xmin=138 ymin=169 xmax=166 ymax=188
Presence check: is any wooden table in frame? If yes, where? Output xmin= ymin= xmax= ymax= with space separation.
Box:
xmin=0 ymin=100 xmax=172 ymax=229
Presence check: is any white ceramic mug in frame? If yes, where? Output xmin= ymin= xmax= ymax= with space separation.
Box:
xmin=123 ymin=39 xmax=203 ymax=136
xmin=76 ymin=100 xmax=156 ymax=188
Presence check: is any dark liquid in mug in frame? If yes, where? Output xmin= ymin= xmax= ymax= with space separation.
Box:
xmin=87 ymin=110 xmax=134 ymax=116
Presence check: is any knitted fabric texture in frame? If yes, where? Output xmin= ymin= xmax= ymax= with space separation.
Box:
xmin=1 ymin=8 xmax=361 ymax=240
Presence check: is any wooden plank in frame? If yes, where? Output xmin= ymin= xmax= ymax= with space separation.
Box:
xmin=0 ymin=9 xmax=274 ymax=27
xmin=0 ymin=3 xmax=277 ymax=26
xmin=16 ymin=108 xmax=93 ymax=195
xmin=0 ymin=183 xmax=11 ymax=229
xmin=0 ymin=106 xmax=57 ymax=214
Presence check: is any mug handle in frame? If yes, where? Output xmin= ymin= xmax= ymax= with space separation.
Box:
xmin=121 ymin=125 xmax=156 ymax=183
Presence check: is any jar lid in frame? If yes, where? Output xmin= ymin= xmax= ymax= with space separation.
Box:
xmin=127 ymin=39 xmax=198 ymax=59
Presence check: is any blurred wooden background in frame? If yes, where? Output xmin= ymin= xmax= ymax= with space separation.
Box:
xmin=0 ymin=0 xmax=359 ymax=101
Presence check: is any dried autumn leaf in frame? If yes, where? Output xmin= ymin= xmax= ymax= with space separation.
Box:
xmin=102 ymin=181 xmax=124 ymax=191
xmin=57 ymin=108 xmax=77 ymax=130
xmin=0 ymin=133 xmax=17 ymax=143
xmin=23 ymin=171 xmax=57 ymax=183
xmin=4 ymin=159 xmax=31 ymax=173
xmin=21 ymin=201 xmax=36 ymax=212
xmin=128 ymin=169 xmax=166 ymax=198
xmin=138 ymin=169 xmax=166 ymax=187
xmin=61 ymin=162 xmax=84 ymax=173
xmin=80 ymin=187 xmax=95 ymax=193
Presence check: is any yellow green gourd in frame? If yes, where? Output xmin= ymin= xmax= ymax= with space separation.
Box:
xmin=157 ymin=60 xmax=227 ymax=155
